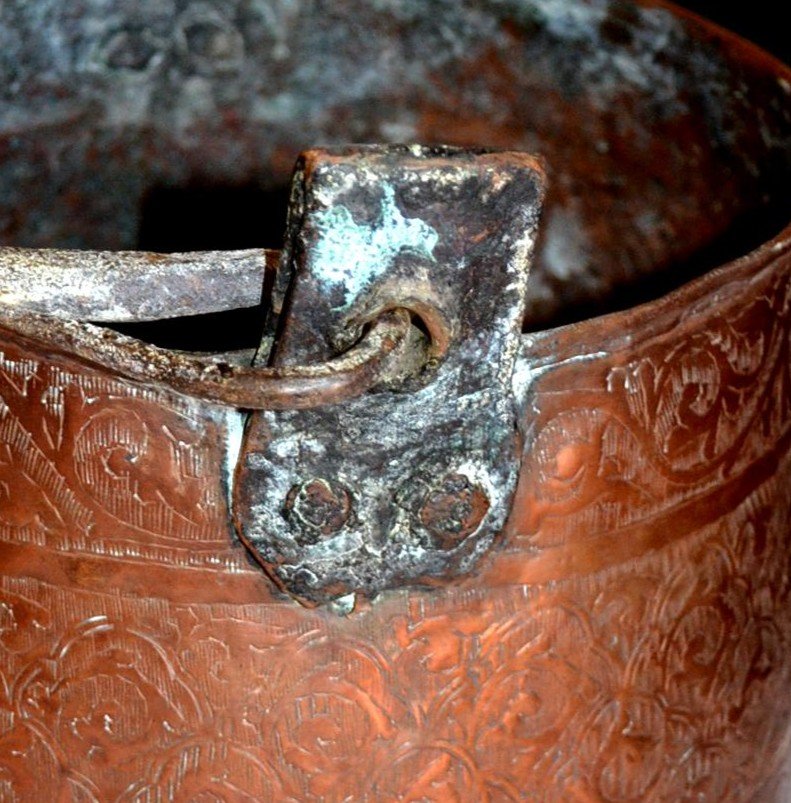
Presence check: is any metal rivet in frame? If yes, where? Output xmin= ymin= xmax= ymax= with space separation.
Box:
xmin=284 ymin=478 xmax=352 ymax=544
xmin=418 ymin=473 xmax=490 ymax=549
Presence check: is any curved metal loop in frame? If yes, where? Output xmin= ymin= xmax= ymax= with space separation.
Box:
xmin=0 ymin=307 xmax=418 ymax=410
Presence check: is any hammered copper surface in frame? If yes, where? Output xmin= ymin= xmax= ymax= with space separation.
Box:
xmin=0 ymin=0 xmax=790 ymax=800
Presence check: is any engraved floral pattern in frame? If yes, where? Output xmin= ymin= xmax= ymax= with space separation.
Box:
xmin=269 ymin=636 xmax=401 ymax=799
xmin=0 ymin=251 xmax=789 ymax=799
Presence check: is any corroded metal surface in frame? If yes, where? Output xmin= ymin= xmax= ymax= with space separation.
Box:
xmin=0 ymin=247 xmax=277 ymax=322
xmin=234 ymin=146 xmax=545 ymax=606
xmin=0 ymin=0 xmax=789 ymax=800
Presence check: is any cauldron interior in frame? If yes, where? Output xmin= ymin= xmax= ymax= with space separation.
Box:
xmin=1 ymin=0 xmax=789 ymax=330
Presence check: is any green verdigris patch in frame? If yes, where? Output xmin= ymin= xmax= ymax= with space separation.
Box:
xmin=311 ymin=184 xmax=439 ymax=310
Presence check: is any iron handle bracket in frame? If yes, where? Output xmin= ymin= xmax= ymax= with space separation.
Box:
xmin=234 ymin=144 xmax=546 ymax=608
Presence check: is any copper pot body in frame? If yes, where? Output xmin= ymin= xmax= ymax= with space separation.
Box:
xmin=0 ymin=0 xmax=790 ymax=800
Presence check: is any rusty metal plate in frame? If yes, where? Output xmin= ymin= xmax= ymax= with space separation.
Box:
xmin=234 ymin=145 xmax=545 ymax=607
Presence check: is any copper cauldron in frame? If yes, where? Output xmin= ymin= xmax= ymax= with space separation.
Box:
xmin=0 ymin=0 xmax=789 ymax=800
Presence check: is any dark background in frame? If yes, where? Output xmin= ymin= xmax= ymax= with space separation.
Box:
xmin=676 ymin=1 xmax=789 ymax=65
xmin=141 ymin=1 xmax=790 ymax=256
xmin=128 ymin=1 xmax=791 ymax=349
xmin=136 ymin=3 xmax=789 ymax=258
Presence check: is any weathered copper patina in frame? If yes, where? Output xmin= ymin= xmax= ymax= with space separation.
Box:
xmin=235 ymin=145 xmax=545 ymax=605
xmin=0 ymin=0 xmax=789 ymax=800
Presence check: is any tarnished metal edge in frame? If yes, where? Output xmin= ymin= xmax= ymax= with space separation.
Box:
xmin=0 ymin=246 xmax=277 ymax=322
